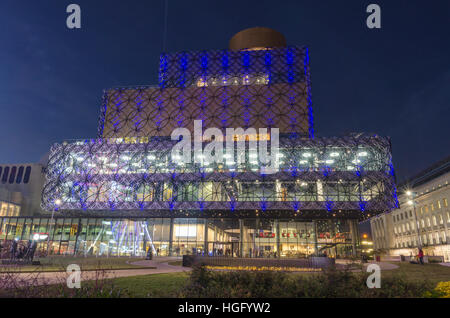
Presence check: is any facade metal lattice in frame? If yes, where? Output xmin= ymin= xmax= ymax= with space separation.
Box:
xmin=41 ymin=134 xmax=399 ymax=220
xmin=41 ymin=45 xmax=399 ymax=222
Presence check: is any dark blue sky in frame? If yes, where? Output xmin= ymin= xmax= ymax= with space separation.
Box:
xmin=0 ymin=0 xmax=449 ymax=181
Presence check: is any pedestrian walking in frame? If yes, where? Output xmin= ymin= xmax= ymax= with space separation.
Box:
xmin=418 ymin=248 xmax=424 ymax=265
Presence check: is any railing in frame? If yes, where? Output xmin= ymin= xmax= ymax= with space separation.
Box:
xmin=182 ymin=255 xmax=335 ymax=269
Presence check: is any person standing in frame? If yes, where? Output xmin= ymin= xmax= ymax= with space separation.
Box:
xmin=29 ymin=241 xmax=38 ymax=261
xmin=10 ymin=239 xmax=18 ymax=260
xmin=418 ymin=248 xmax=424 ymax=265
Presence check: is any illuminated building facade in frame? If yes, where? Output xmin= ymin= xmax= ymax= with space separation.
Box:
xmin=1 ymin=28 xmax=398 ymax=258
xmin=371 ymin=156 xmax=450 ymax=262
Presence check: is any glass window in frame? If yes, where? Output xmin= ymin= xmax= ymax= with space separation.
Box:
xmin=1 ymin=166 xmax=9 ymax=183
xmin=0 ymin=217 xmax=7 ymax=240
xmin=23 ymin=166 xmax=32 ymax=184
xmin=0 ymin=202 xmax=8 ymax=216
xmin=16 ymin=166 xmax=24 ymax=183
xmin=7 ymin=218 xmax=18 ymax=239
xmin=16 ymin=218 xmax=25 ymax=240
xmin=443 ymin=198 xmax=448 ymax=207
xmin=23 ymin=218 xmax=34 ymax=240
xmin=8 ymin=166 xmax=17 ymax=184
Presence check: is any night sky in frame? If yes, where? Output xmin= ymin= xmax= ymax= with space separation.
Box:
xmin=0 ymin=0 xmax=449 ymax=182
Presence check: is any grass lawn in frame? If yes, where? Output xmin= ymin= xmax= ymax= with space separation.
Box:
xmin=106 ymin=262 xmax=450 ymax=298
xmin=0 ymin=256 xmax=154 ymax=272
xmin=111 ymin=272 xmax=189 ymax=297
xmin=167 ymin=260 xmax=182 ymax=266
xmin=381 ymin=262 xmax=450 ymax=285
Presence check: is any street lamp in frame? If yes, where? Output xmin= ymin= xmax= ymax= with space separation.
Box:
xmin=46 ymin=199 xmax=61 ymax=256
xmin=407 ymin=191 xmax=422 ymax=248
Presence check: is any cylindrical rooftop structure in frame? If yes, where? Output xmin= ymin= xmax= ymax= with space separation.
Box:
xmin=229 ymin=27 xmax=287 ymax=51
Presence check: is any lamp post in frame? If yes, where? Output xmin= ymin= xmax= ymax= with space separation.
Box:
xmin=46 ymin=199 xmax=61 ymax=256
xmin=407 ymin=191 xmax=422 ymax=248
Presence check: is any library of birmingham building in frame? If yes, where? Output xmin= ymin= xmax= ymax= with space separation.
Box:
xmin=3 ymin=28 xmax=399 ymax=258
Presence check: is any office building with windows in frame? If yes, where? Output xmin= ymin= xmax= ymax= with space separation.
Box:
xmin=371 ymin=156 xmax=450 ymax=261
xmin=0 ymin=163 xmax=45 ymax=217
xmin=0 ymin=28 xmax=398 ymax=258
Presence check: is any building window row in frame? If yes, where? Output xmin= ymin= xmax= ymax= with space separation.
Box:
xmin=0 ymin=201 xmax=21 ymax=217
xmin=419 ymin=198 xmax=449 ymax=215
xmin=0 ymin=166 xmax=31 ymax=184
xmin=395 ymin=230 xmax=449 ymax=248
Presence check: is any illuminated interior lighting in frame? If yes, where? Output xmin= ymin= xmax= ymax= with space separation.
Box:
xmin=302 ymin=153 xmax=311 ymax=158
xmin=330 ymin=152 xmax=339 ymax=157
xmin=358 ymin=152 xmax=368 ymax=157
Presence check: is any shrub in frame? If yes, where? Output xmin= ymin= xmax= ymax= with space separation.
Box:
xmin=180 ymin=265 xmax=434 ymax=298
xmin=424 ymin=281 xmax=450 ymax=298
xmin=0 ymin=265 xmax=128 ymax=298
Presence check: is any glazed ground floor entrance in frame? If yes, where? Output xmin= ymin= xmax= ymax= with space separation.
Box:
xmin=0 ymin=217 xmax=360 ymax=258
